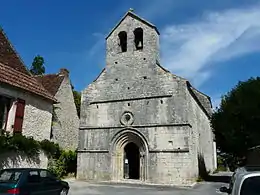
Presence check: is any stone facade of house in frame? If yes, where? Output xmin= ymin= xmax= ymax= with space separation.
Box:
xmin=35 ymin=69 xmax=79 ymax=150
xmin=0 ymin=29 xmax=55 ymax=169
xmin=77 ymin=10 xmax=217 ymax=186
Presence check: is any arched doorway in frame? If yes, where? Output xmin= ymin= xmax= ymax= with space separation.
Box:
xmin=124 ymin=142 xmax=140 ymax=179
xmin=110 ymin=129 xmax=148 ymax=181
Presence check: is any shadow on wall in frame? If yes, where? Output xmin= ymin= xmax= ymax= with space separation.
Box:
xmin=198 ymin=154 xmax=230 ymax=183
xmin=0 ymin=151 xmax=46 ymax=170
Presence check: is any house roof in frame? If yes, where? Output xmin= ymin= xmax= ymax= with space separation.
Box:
xmin=0 ymin=28 xmax=29 ymax=75
xmin=0 ymin=62 xmax=56 ymax=101
xmin=0 ymin=28 xmax=56 ymax=102
xmin=35 ymin=74 xmax=65 ymax=96
xmin=106 ymin=9 xmax=160 ymax=40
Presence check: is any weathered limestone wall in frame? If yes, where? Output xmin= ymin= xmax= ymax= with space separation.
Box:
xmin=78 ymin=11 xmax=215 ymax=186
xmin=52 ymin=77 xmax=79 ymax=150
xmin=0 ymin=84 xmax=53 ymax=141
xmin=0 ymin=151 xmax=48 ymax=170
xmin=187 ymin=87 xmax=215 ymax=173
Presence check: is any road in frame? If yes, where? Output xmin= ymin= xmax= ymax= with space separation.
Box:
xmin=67 ymin=180 xmax=228 ymax=195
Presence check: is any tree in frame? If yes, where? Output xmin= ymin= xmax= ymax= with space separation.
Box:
xmin=30 ymin=55 xmax=45 ymax=75
xmin=211 ymin=77 xmax=260 ymax=169
xmin=71 ymin=84 xmax=81 ymax=117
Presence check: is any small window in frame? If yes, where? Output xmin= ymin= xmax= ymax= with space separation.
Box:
xmin=118 ymin=31 xmax=127 ymax=52
xmin=0 ymin=96 xmax=11 ymax=130
xmin=128 ymin=103 xmax=130 ymax=106
xmin=134 ymin=28 xmax=143 ymax=50
xmin=143 ymin=76 xmax=147 ymax=79
xmin=160 ymin=100 xmax=163 ymax=104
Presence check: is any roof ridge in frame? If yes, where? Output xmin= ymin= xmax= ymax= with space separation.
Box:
xmin=106 ymin=10 xmax=160 ymax=40
xmin=0 ymin=28 xmax=31 ymax=75
xmin=33 ymin=73 xmax=60 ymax=77
xmin=0 ymin=62 xmax=55 ymax=101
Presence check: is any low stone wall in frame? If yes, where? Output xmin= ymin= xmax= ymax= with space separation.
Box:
xmin=0 ymin=151 xmax=48 ymax=170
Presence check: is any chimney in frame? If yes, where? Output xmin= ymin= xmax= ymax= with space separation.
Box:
xmin=59 ymin=68 xmax=69 ymax=77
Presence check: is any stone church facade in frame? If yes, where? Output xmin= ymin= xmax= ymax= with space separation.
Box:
xmin=77 ymin=10 xmax=217 ymax=185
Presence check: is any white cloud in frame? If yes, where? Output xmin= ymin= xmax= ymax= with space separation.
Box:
xmin=161 ymin=3 xmax=260 ymax=88
xmin=211 ymin=95 xmax=222 ymax=110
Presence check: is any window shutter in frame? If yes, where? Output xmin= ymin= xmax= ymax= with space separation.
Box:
xmin=14 ymin=99 xmax=25 ymax=133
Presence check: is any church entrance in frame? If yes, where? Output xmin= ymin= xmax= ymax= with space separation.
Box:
xmin=111 ymin=129 xmax=148 ymax=181
xmin=124 ymin=142 xmax=140 ymax=179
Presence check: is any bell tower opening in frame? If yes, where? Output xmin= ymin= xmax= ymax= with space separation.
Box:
xmin=118 ymin=31 xmax=127 ymax=52
xmin=124 ymin=142 xmax=140 ymax=179
xmin=134 ymin=27 xmax=143 ymax=50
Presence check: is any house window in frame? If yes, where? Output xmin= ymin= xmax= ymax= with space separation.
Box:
xmin=0 ymin=96 xmax=11 ymax=130
xmin=134 ymin=28 xmax=143 ymax=50
xmin=118 ymin=31 xmax=127 ymax=52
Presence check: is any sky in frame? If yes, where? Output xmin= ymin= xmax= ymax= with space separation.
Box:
xmin=1 ymin=0 xmax=260 ymax=109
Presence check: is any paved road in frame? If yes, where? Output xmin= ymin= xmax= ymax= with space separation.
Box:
xmin=67 ymin=180 xmax=228 ymax=195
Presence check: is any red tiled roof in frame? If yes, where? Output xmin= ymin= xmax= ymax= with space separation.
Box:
xmin=0 ymin=62 xmax=56 ymax=101
xmin=0 ymin=29 xmax=29 ymax=75
xmin=0 ymin=28 xmax=56 ymax=101
xmin=35 ymin=74 xmax=65 ymax=96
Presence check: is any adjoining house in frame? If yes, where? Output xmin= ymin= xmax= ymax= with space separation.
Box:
xmin=0 ymin=28 xmax=55 ymax=141
xmin=35 ymin=69 xmax=79 ymax=150
xmin=0 ymin=28 xmax=79 ymax=151
xmin=77 ymin=10 xmax=217 ymax=186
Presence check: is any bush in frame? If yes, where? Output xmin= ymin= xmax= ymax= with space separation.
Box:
xmin=0 ymin=133 xmax=77 ymax=178
xmin=48 ymin=150 xmax=77 ymax=178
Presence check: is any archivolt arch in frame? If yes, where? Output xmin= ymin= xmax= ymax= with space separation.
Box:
xmin=110 ymin=128 xmax=149 ymax=153
xmin=110 ymin=128 xmax=149 ymax=181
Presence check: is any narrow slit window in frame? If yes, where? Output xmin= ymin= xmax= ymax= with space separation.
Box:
xmin=118 ymin=31 xmax=127 ymax=52
xmin=134 ymin=28 xmax=143 ymax=50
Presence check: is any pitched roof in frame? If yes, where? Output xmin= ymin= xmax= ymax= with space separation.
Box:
xmin=0 ymin=28 xmax=29 ymax=75
xmin=106 ymin=10 xmax=160 ymax=40
xmin=0 ymin=62 xmax=56 ymax=101
xmin=0 ymin=28 xmax=56 ymax=101
xmin=35 ymin=74 xmax=65 ymax=96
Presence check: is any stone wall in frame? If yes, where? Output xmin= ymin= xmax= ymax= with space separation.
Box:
xmin=0 ymin=83 xmax=53 ymax=141
xmin=78 ymin=11 xmax=215 ymax=186
xmin=51 ymin=77 xmax=79 ymax=150
xmin=0 ymin=151 xmax=48 ymax=170
xmin=187 ymin=84 xmax=215 ymax=174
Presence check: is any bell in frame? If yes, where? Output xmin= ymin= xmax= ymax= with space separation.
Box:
xmin=138 ymin=41 xmax=142 ymax=48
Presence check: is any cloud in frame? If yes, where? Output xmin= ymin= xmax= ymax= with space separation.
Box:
xmin=161 ymin=3 xmax=260 ymax=88
xmin=211 ymin=95 xmax=222 ymax=110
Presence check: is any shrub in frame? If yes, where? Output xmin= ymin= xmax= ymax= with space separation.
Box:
xmin=0 ymin=134 xmax=77 ymax=178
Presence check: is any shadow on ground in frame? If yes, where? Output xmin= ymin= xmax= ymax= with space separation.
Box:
xmin=198 ymin=154 xmax=231 ymax=184
xmin=204 ymin=175 xmax=231 ymax=183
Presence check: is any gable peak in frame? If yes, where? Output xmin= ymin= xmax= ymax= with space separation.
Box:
xmin=106 ymin=10 xmax=160 ymax=40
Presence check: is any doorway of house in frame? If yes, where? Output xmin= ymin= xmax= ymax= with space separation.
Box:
xmin=124 ymin=142 xmax=140 ymax=179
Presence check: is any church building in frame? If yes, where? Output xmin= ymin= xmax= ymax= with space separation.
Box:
xmin=77 ymin=10 xmax=217 ymax=186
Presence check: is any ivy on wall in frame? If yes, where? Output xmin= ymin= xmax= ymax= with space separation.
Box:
xmin=0 ymin=132 xmax=77 ymax=178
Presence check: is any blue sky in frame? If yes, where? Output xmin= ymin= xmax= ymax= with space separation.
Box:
xmin=1 ymin=0 xmax=260 ymax=108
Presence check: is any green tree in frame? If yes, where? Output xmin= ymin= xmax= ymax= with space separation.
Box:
xmin=30 ymin=55 xmax=45 ymax=75
xmin=211 ymin=77 xmax=260 ymax=170
xmin=71 ymin=84 xmax=81 ymax=117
